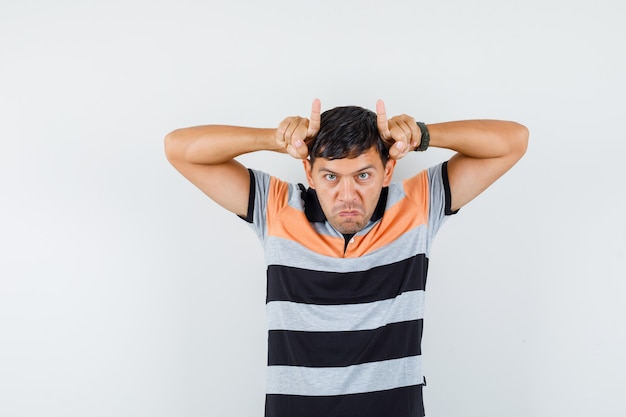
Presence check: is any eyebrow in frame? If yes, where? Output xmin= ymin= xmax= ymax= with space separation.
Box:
xmin=318 ymin=165 xmax=376 ymax=176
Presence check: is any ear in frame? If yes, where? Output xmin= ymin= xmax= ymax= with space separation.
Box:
xmin=303 ymin=159 xmax=315 ymax=189
xmin=382 ymin=159 xmax=396 ymax=187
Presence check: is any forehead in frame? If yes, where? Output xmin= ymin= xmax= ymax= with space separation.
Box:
xmin=311 ymin=147 xmax=385 ymax=173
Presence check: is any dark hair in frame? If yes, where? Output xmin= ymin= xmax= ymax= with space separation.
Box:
xmin=308 ymin=106 xmax=389 ymax=166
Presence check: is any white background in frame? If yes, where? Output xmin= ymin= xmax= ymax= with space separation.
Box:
xmin=1 ymin=0 xmax=625 ymax=416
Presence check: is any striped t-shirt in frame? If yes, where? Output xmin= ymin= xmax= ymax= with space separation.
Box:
xmin=242 ymin=162 xmax=456 ymax=417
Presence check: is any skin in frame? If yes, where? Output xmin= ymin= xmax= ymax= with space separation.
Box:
xmin=164 ymin=99 xmax=529 ymax=229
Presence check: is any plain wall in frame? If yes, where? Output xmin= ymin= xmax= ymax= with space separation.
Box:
xmin=1 ymin=0 xmax=625 ymax=416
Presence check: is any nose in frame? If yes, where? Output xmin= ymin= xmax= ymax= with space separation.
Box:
xmin=338 ymin=178 xmax=357 ymax=202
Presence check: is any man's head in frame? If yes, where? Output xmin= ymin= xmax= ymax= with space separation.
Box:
xmin=303 ymin=106 xmax=396 ymax=234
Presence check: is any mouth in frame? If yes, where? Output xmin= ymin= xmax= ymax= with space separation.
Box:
xmin=338 ymin=210 xmax=362 ymax=217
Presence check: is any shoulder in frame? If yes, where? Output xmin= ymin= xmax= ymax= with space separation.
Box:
xmin=249 ymin=168 xmax=304 ymax=209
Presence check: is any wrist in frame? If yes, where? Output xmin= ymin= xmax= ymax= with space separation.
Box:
xmin=256 ymin=128 xmax=284 ymax=152
xmin=414 ymin=122 xmax=430 ymax=152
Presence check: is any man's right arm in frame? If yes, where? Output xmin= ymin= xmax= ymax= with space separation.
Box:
xmin=164 ymin=99 xmax=321 ymax=217
xmin=164 ymin=126 xmax=281 ymax=217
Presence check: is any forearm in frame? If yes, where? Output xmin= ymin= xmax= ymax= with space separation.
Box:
xmin=427 ymin=120 xmax=529 ymax=159
xmin=164 ymin=125 xmax=283 ymax=165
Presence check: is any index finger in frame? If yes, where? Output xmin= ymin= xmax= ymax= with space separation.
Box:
xmin=308 ymin=98 xmax=321 ymax=135
xmin=376 ymin=99 xmax=389 ymax=137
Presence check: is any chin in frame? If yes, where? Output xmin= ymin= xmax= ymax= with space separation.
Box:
xmin=334 ymin=222 xmax=364 ymax=235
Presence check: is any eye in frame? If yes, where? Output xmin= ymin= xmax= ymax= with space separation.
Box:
xmin=357 ymin=172 xmax=370 ymax=180
xmin=325 ymin=173 xmax=337 ymax=181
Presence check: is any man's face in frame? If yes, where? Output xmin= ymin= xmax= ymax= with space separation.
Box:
xmin=304 ymin=147 xmax=396 ymax=234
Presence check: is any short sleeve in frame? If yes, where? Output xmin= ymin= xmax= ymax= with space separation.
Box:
xmin=239 ymin=169 xmax=272 ymax=241
xmin=240 ymin=169 xmax=297 ymax=243
xmin=427 ymin=161 xmax=458 ymax=237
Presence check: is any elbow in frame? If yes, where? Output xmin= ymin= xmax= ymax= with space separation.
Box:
xmin=511 ymin=122 xmax=529 ymax=158
xmin=164 ymin=129 xmax=182 ymax=163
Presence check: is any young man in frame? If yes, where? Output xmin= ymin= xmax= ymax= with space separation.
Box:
xmin=164 ymin=99 xmax=528 ymax=417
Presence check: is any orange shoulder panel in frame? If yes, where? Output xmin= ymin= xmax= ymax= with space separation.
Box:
xmin=265 ymin=173 xmax=430 ymax=259
xmin=402 ymin=170 xmax=430 ymax=222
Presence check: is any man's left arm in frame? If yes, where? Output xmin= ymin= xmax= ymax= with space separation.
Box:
xmin=428 ymin=120 xmax=529 ymax=212
xmin=376 ymin=100 xmax=529 ymax=212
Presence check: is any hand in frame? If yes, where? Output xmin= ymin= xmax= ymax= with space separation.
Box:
xmin=275 ymin=99 xmax=322 ymax=159
xmin=376 ymin=99 xmax=421 ymax=160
